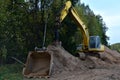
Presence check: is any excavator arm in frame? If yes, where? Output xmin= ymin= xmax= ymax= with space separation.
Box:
xmin=55 ymin=1 xmax=89 ymax=50
xmin=55 ymin=1 xmax=104 ymax=52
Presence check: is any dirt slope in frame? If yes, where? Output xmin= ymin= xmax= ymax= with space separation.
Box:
xmin=46 ymin=45 xmax=120 ymax=80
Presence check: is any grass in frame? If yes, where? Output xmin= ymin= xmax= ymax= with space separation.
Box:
xmin=0 ymin=63 xmax=23 ymax=80
xmin=111 ymin=43 xmax=120 ymax=53
xmin=0 ymin=63 xmax=47 ymax=80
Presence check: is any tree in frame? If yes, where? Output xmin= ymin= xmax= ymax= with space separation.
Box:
xmin=0 ymin=0 xmax=109 ymax=64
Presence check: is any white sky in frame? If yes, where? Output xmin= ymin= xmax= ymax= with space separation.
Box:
xmin=81 ymin=0 xmax=120 ymax=44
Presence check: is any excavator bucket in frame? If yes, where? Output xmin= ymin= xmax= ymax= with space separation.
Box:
xmin=23 ymin=51 xmax=53 ymax=78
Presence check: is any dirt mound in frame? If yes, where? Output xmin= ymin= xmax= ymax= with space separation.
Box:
xmin=46 ymin=45 xmax=120 ymax=80
xmin=23 ymin=44 xmax=120 ymax=80
xmin=104 ymin=46 xmax=120 ymax=63
xmin=47 ymin=45 xmax=80 ymax=75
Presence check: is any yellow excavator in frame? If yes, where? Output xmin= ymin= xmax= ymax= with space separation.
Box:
xmin=54 ymin=1 xmax=104 ymax=57
xmin=23 ymin=0 xmax=104 ymax=78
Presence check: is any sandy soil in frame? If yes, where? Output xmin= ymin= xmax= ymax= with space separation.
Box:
xmin=23 ymin=45 xmax=120 ymax=80
xmin=47 ymin=45 xmax=120 ymax=80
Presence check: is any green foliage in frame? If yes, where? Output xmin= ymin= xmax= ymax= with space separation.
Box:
xmin=0 ymin=0 xmax=109 ymax=64
xmin=60 ymin=18 xmax=78 ymax=54
xmin=75 ymin=4 xmax=109 ymax=46
xmin=111 ymin=43 xmax=120 ymax=53
xmin=0 ymin=63 xmax=23 ymax=80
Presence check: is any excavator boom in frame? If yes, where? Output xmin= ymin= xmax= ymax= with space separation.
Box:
xmin=55 ymin=1 xmax=104 ymax=52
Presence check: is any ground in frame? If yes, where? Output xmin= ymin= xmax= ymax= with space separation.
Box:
xmin=49 ymin=65 xmax=120 ymax=80
xmin=1 ymin=45 xmax=120 ymax=80
xmin=1 ymin=64 xmax=120 ymax=80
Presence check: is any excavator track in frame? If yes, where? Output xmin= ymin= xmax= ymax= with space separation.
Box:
xmin=79 ymin=52 xmax=106 ymax=60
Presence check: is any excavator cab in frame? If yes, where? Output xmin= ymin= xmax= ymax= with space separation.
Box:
xmin=89 ymin=36 xmax=100 ymax=49
xmin=77 ymin=36 xmax=104 ymax=52
xmin=89 ymin=36 xmax=104 ymax=52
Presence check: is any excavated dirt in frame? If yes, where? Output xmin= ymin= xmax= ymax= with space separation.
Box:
xmin=46 ymin=45 xmax=120 ymax=80
xmin=23 ymin=44 xmax=120 ymax=80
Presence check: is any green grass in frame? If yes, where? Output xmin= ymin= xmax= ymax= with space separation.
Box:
xmin=111 ymin=43 xmax=120 ymax=53
xmin=0 ymin=63 xmax=48 ymax=80
xmin=0 ymin=63 xmax=23 ymax=80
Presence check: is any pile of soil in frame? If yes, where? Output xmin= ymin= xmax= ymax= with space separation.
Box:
xmin=46 ymin=45 xmax=120 ymax=80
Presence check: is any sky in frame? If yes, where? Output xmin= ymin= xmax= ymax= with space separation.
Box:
xmin=81 ymin=0 xmax=120 ymax=44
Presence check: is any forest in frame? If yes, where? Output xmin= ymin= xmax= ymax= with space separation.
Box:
xmin=0 ymin=0 xmax=109 ymax=65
